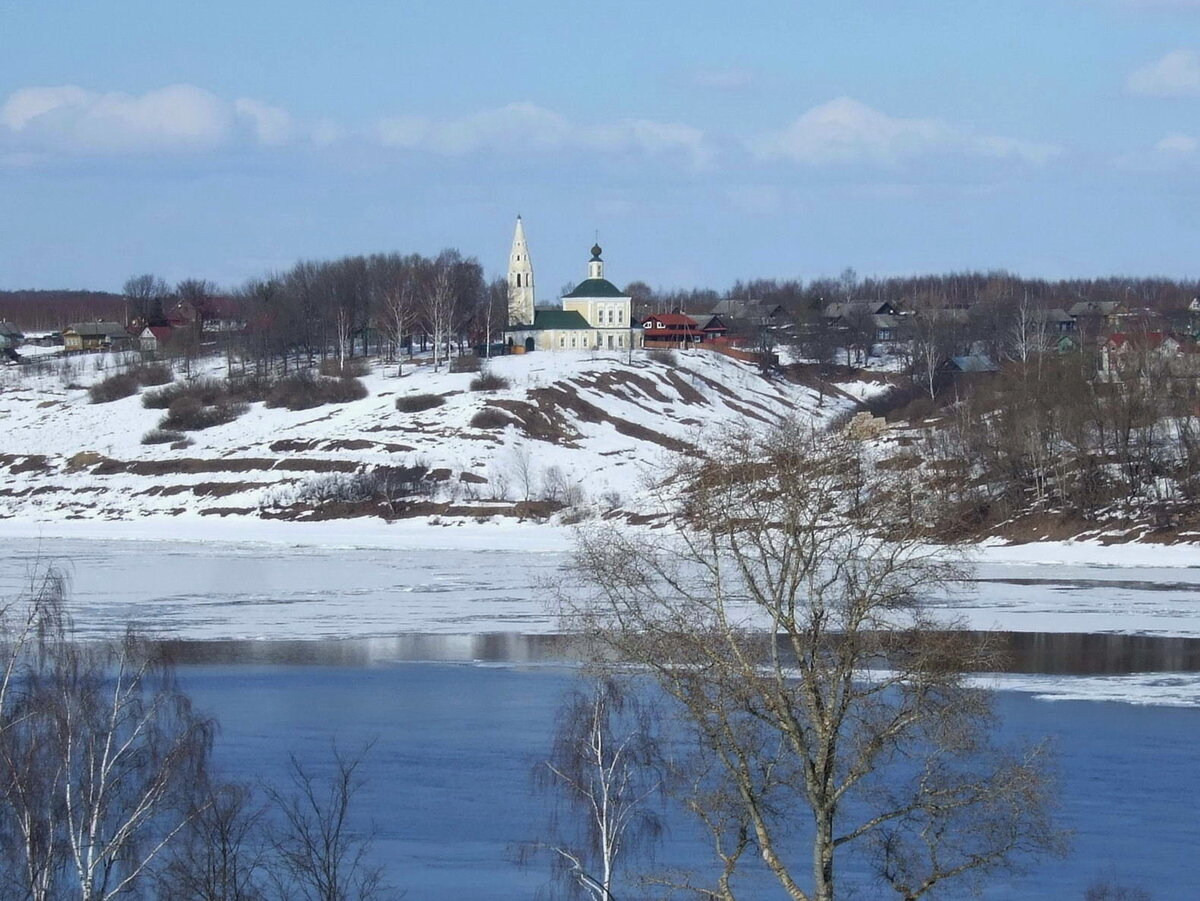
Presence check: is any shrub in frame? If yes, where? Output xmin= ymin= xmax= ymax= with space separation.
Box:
xmin=143 ymin=379 xmax=226 ymax=409
xmin=319 ymin=358 xmax=370 ymax=378
xmin=450 ymin=354 xmax=482 ymax=374
xmin=265 ymin=372 xmax=323 ymax=410
xmin=135 ymin=363 xmax=174 ymax=387
xmin=469 ymin=371 xmax=510 ymax=391
xmin=322 ymin=377 xmax=369 ymax=404
xmin=269 ymin=464 xmax=434 ymax=511
xmin=396 ymin=393 xmax=445 ymax=413
xmin=469 ymin=407 xmax=512 ymax=430
xmin=265 ymin=373 xmax=369 ymax=411
xmin=226 ymin=373 xmax=275 ymax=403
xmin=648 ymin=349 xmax=678 ymax=366
xmin=88 ymin=372 xmax=140 ymax=404
xmin=141 ymin=428 xmax=186 ymax=445
xmin=160 ymin=397 xmax=248 ymax=431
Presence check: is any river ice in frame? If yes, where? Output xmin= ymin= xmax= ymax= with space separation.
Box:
xmin=1 ymin=521 xmax=1198 ymax=705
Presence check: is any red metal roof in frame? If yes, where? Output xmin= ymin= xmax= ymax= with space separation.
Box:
xmin=642 ymin=313 xmax=698 ymax=328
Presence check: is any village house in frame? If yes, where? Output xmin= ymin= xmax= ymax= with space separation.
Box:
xmin=63 ymin=321 xmax=133 ymax=352
xmin=139 ymin=325 xmax=176 ymax=353
xmin=1068 ymin=299 xmax=1125 ymax=337
xmin=0 ymin=322 xmax=24 ymax=357
xmin=642 ymin=312 xmax=701 ymax=348
xmin=170 ymin=296 xmax=247 ymax=335
xmin=1098 ymin=331 xmax=1194 ymax=377
xmin=697 ymin=313 xmax=730 ymax=343
xmin=823 ymin=300 xmax=903 ymax=344
xmin=1032 ymin=308 xmax=1076 ymax=334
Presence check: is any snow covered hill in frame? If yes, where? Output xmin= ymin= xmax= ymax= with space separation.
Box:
xmin=0 ymin=349 xmax=856 ymax=524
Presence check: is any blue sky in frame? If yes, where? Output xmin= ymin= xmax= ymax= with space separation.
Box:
xmin=3 ymin=0 xmax=1200 ymax=293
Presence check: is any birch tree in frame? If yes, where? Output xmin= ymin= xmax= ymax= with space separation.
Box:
xmin=423 ymin=265 xmax=456 ymax=371
xmin=533 ymin=679 xmax=664 ymax=901
xmin=564 ymin=423 xmax=1065 ymax=901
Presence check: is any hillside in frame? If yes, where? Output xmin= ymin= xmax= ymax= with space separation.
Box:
xmin=0 ymin=349 xmax=858 ymax=524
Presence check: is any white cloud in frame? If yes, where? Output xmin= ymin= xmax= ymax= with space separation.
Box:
xmin=1127 ymin=50 xmax=1200 ymax=96
xmin=234 ymin=98 xmax=292 ymax=146
xmin=375 ymin=101 xmax=714 ymax=170
xmin=0 ymin=84 xmax=297 ymax=154
xmin=311 ymin=118 xmax=347 ymax=146
xmin=749 ymin=97 xmax=1061 ymax=167
xmin=1155 ymin=132 xmax=1199 ymax=153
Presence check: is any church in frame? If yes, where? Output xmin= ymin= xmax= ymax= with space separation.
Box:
xmin=504 ymin=217 xmax=643 ymax=353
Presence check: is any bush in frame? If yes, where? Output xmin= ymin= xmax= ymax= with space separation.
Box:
xmin=450 ymin=355 xmax=482 ymax=374
xmin=143 ymin=379 xmax=226 ymax=409
xmin=136 ymin=363 xmax=174 ymax=387
xmin=160 ymin=397 xmax=248 ymax=431
xmin=395 ymin=393 xmax=445 ymax=413
xmin=648 ymin=349 xmax=678 ymax=366
xmin=141 ymin=428 xmax=186 ymax=445
xmin=319 ymin=358 xmax=370 ymax=378
xmin=269 ymin=465 xmax=434 ymax=511
xmin=322 ymin=377 xmax=369 ymax=404
xmin=469 ymin=407 xmax=512 ymax=429
xmin=226 ymin=373 xmax=275 ymax=403
xmin=469 ymin=371 xmax=510 ymax=391
xmin=88 ymin=372 xmax=140 ymax=404
xmin=265 ymin=372 xmax=369 ymax=411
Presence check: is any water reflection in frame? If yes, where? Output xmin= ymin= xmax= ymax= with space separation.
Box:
xmin=157 ymin=630 xmax=1200 ymax=675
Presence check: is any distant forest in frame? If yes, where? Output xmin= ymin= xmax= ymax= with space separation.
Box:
xmin=0 ymin=290 xmax=124 ymax=329
xmin=625 ymin=270 xmax=1200 ymax=318
xmin=3 ymin=269 xmax=1200 ymax=331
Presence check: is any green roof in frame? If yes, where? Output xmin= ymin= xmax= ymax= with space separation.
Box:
xmin=563 ymin=278 xmax=627 ymax=299
xmin=530 ymin=309 xmax=591 ymax=330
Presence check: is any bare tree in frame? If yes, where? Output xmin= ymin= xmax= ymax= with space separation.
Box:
xmin=123 ymin=274 xmax=171 ymax=327
xmin=0 ymin=574 xmax=214 ymax=901
xmin=423 ymin=265 xmax=456 ymax=371
xmin=56 ymin=634 xmax=214 ymax=901
xmin=381 ymin=282 xmax=417 ymax=378
xmin=531 ymin=679 xmax=664 ymax=901
xmin=265 ymin=743 xmax=392 ymax=901
xmin=159 ymin=781 xmax=269 ymax=901
xmin=563 ymin=422 xmax=1065 ymax=901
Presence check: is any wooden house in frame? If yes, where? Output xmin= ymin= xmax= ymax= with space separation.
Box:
xmin=63 ymin=321 xmax=133 ymax=352
xmin=642 ymin=313 xmax=701 ymax=348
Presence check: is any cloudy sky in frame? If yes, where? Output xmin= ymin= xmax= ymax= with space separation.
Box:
xmin=4 ymin=0 xmax=1200 ymax=293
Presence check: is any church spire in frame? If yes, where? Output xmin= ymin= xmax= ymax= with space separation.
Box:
xmin=507 ymin=215 xmax=535 ymax=327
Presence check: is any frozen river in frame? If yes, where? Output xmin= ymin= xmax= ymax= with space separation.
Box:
xmin=0 ymin=525 xmax=1194 ymax=895
xmin=2 ymin=530 xmax=1199 ymax=641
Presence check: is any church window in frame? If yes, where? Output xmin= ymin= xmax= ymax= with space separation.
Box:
xmin=560 ymin=336 xmax=565 ymax=347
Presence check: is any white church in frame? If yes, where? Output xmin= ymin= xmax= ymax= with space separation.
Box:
xmin=504 ymin=217 xmax=643 ymax=353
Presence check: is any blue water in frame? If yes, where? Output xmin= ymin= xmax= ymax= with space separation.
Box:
xmin=179 ymin=663 xmax=1198 ymax=901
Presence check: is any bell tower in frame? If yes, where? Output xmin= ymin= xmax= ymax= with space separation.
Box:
xmin=507 ymin=216 xmax=535 ymax=327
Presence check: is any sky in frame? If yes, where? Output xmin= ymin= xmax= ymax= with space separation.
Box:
xmin=4 ymin=0 xmax=1200 ymax=294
